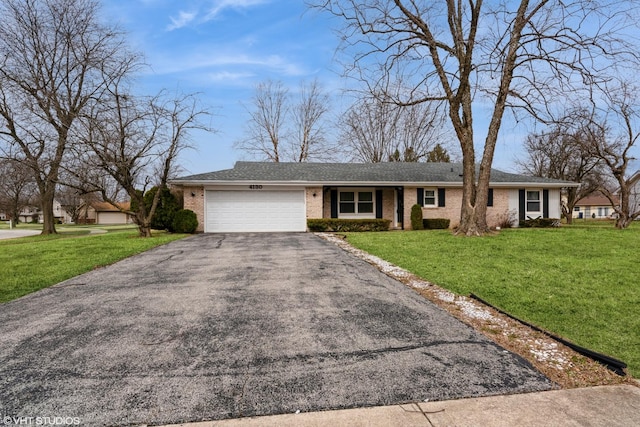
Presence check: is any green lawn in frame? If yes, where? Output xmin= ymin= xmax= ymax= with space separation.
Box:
xmin=345 ymin=223 xmax=640 ymax=377
xmin=0 ymin=226 xmax=187 ymax=303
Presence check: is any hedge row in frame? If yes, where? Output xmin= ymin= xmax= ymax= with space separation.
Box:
xmin=423 ymin=218 xmax=451 ymax=229
xmin=519 ymin=218 xmax=561 ymax=228
xmin=307 ymin=218 xmax=391 ymax=232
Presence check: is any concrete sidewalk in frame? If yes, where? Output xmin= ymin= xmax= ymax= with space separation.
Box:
xmin=164 ymin=384 xmax=640 ymax=427
xmin=0 ymin=229 xmax=40 ymax=239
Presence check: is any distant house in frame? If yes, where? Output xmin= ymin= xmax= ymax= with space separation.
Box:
xmin=573 ymin=192 xmax=619 ymax=219
xmin=15 ymin=199 xmax=71 ymax=224
xmin=628 ymin=170 xmax=640 ymax=216
xmin=171 ymin=161 xmax=578 ymax=233
xmin=90 ymin=201 xmax=134 ymax=225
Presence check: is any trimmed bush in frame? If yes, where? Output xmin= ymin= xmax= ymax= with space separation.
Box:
xmin=172 ymin=209 xmax=198 ymax=233
xmin=519 ymin=217 xmax=561 ymax=228
xmin=410 ymin=204 xmax=424 ymax=230
xmin=307 ymin=218 xmax=391 ymax=232
xmin=423 ymin=218 xmax=451 ymax=229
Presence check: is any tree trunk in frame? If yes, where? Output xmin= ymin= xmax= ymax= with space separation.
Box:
xmin=137 ymin=224 xmax=153 ymax=237
xmin=39 ymin=187 xmax=57 ymax=235
xmin=456 ymin=142 xmax=491 ymax=235
xmin=615 ymin=214 xmax=632 ymax=229
xmin=457 ymin=203 xmax=489 ymax=236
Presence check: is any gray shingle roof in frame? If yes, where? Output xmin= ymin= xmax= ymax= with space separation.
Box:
xmin=172 ymin=161 xmax=577 ymax=186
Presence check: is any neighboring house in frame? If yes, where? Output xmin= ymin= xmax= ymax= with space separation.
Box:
xmin=573 ymin=192 xmax=619 ymax=219
xmin=90 ymin=201 xmax=134 ymax=225
xmin=170 ymin=162 xmax=577 ymax=233
xmin=16 ymin=199 xmax=71 ymax=224
xmin=628 ymin=170 xmax=640 ymax=217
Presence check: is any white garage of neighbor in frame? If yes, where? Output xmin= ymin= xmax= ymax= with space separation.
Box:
xmin=205 ymin=189 xmax=306 ymax=232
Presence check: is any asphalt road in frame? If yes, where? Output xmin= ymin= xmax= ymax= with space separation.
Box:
xmin=0 ymin=233 xmax=553 ymax=426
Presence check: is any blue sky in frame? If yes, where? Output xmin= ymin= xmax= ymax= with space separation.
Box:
xmin=102 ymin=0 xmax=529 ymax=175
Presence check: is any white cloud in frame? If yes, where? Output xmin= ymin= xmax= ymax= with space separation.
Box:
xmin=167 ymin=10 xmax=197 ymax=31
xmin=166 ymin=0 xmax=268 ymax=31
xmin=204 ymin=0 xmax=269 ymax=21
xmin=206 ymin=71 xmax=256 ymax=82
xmin=149 ymin=50 xmax=307 ymax=78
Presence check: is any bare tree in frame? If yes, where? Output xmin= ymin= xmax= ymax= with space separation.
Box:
xmin=236 ymin=80 xmax=288 ymax=162
xmin=313 ymin=0 xmax=640 ymax=235
xmin=586 ymin=84 xmax=640 ymax=229
xmin=0 ymin=158 xmax=37 ymax=224
xmin=236 ymin=79 xmax=333 ymax=162
xmin=291 ymin=79 xmax=330 ymax=162
xmin=517 ymin=112 xmax=603 ymax=223
xmin=0 ymin=0 xmax=138 ymax=234
xmin=70 ymin=83 xmax=213 ymax=237
xmin=340 ymin=91 xmax=448 ymax=162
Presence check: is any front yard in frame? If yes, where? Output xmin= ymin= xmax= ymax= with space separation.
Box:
xmin=345 ymin=223 xmax=640 ymax=377
xmin=0 ymin=225 xmax=187 ymax=303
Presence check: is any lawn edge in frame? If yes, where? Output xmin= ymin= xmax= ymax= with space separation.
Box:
xmin=315 ymin=232 xmax=635 ymax=390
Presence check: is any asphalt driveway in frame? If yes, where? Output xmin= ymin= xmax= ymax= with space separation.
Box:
xmin=0 ymin=233 xmax=552 ymax=426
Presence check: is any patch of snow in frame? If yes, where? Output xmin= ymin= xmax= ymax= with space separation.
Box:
xmin=529 ymin=339 xmax=570 ymax=367
xmin=435 ymin=290 xmax=456 ymax=302
xmin=456 ymin=299 xmax=495 ymax=321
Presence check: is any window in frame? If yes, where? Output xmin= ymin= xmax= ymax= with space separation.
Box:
xmin=339 ymin=190 xmax=374 ymax=216
xmin=339 ymin=192 xmax=355 ymax=213
xmin=424 ymin=189 xmax=436 ymax=206
xmin=526 ymin=190 xmax=541 ymax=212
xmin=358 ymin=191 xmax=374 ymax=213
xmin=574 ymin=206 xmax=580 ymax=212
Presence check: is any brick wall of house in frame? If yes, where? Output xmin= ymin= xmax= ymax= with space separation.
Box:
xmin=403 ymin=186 xmax=462 ymax=229
xmin=486 ymin=188 xmax=512 ymax=228
xmin=404 ymin=186 xmax=514 ymax=230
xmin=422 ymin=188 xmax=463 ymax=228
xmin=182 ymin=186 xmax=205 ymax=232
xmin=306 ymin=187 xmax=323 ymax=219
xmin=403 ymin=187 xmax=417 ymax=228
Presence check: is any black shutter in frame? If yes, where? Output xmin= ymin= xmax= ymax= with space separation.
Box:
xmin=519 ymin=189 xmax=526 ymax=221
xmin=438 ymin=188 xmax=446 ymax=207
xmin=543 ymin=189 xmax=549 ymax=218
xmin=417 ymin=188 xmax=424 ymax=207
xmin=487 ymin=188 xmax=494 ymax=207
xmin=376 ymin=190 xmax=383 ymax=219
xmin=330 ymin=189 xmax=338 ymax=218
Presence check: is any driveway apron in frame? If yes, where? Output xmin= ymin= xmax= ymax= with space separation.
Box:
xmin=0 ymin=233 xmax=553 ymax=426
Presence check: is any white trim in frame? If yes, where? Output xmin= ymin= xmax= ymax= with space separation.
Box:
xmin=422 ymin=188 xmax=438 ymax=208
xmin=526 ymin=189 xmax=542 ymax=215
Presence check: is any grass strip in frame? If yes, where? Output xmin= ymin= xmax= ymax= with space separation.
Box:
xmin=0 ymin=230 xmax=187 ymax=303
xmin=344 ymin=225 xmax=640 ymax=377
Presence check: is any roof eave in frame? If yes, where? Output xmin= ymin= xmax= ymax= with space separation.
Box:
xmin=170 ymin=179 xmax=578 ymax=188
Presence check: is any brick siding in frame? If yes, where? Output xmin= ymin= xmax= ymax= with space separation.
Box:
xmin=182 ymin=186 xmax=205 ymax=232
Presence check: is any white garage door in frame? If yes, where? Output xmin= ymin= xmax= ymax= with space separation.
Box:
xmin=206 ymin=190 xmax=306 ymax=232
xmin=97 ymin=212 xmax=129 ymax=225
